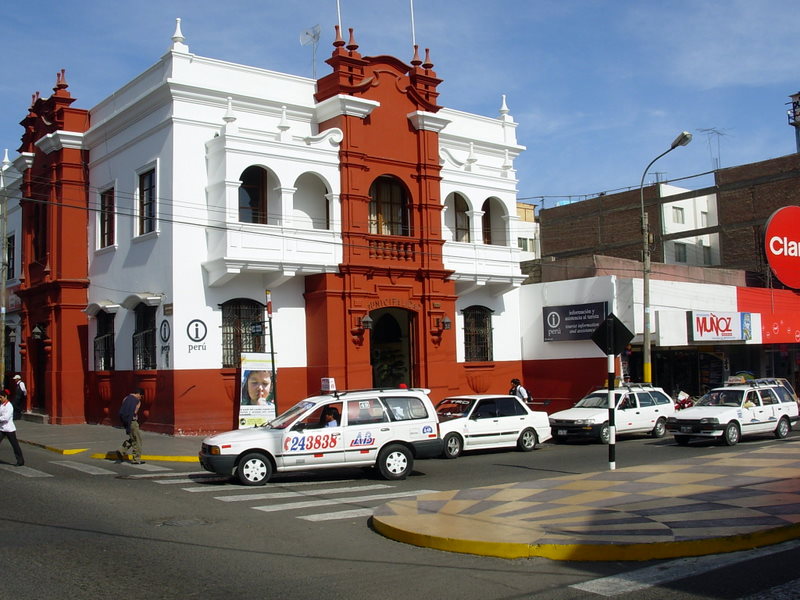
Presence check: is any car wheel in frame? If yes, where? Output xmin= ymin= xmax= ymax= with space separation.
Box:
xmin=517 ymin=428 xmax=538 ymax=452
xmin=674 ymin=435 xmax=690 ymax=446
xmin=442 ymin=433 xmax=463 ymax=459
xmin=599 ymin=423 xmax=610 ymax=444
xmin=236 ymin=452 xmax=272 ymax=486
xmin=651 ymin=418 xmax=667 ymax=438
xmin=774 ymin=417 xmax=791 ymax=439
xmin=722 ymin=422 xmax=740 ymax=446
xmin=377 ymin=444 xmax=413 ymax=480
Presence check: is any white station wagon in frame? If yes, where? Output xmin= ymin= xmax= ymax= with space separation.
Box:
xmin=200 ymin=387 xmax=442 ymax=485
xmin=666 ymin=381 xmax=799 ymax=446
xmin=435 ymin=394 xmax=552 ymax=458
xmin=549 ymin=384 xmax=676 ymax=444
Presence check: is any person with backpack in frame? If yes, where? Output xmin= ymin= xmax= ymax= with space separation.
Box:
xmin=509 ymin=378 xmax=531 ymax=403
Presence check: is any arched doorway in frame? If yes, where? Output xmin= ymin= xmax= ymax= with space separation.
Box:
xmin=369 ymin=309 xmax=414 ymax=388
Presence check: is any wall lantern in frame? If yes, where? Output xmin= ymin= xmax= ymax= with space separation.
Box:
xmin=32 ymin=324 xmax=45 ymax=340
xmin=7 ymin=330 xmax=16 ymax=343
xmin=441 ymin=316 xmax=452 ymax=331
xmin=361 ymin=314 xmax=374 ymax=330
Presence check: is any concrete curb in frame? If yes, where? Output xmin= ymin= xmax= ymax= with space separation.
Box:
xmin=372 ymin=516 xmax=800 ymax=561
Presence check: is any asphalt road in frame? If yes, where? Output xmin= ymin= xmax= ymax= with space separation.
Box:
xmin=3 ymin=432 xmax=800 ymax=599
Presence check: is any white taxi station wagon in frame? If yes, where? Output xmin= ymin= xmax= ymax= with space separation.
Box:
xmin=548 ymin=384 xmax=676 ymax=444
xmin=666 ymin=379 xmax=800 ymax=446
xmin=199 ymin=384 xmax=443 ymax=485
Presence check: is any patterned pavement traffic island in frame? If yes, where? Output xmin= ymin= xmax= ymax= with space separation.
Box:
xmin=372 ymin=444 xmax=800 ymax=561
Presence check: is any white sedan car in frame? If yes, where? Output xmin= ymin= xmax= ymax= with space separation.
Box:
xmin=435 ymin=394 xmax=552 ymax=459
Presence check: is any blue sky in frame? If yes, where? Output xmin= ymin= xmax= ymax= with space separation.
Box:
xmin=2 ymin=0 xmax=797 ymax=208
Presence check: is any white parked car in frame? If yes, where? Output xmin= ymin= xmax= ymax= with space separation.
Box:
xmin=666 ymin=381 xmax=799 ymax=446
xmin=199 ymin=388 xmax=442 ymax=485
xmin=435 ymin=394 xmax=552 ymax=459
xmin=549 ymin=384 xmax=676 ymax=444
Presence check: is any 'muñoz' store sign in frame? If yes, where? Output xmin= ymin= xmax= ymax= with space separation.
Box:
xmin=765 ymin=206 xmax=800 ymax=289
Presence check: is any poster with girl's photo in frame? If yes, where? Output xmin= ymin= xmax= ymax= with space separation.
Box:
xmin=238 ymin=353 xmax=276 ymax=428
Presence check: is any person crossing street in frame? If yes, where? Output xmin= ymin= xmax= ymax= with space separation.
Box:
xmin=117 ymin=388 xmax=145 ymax=464
xmin=0 ymin=388 xmax=24 ymax=466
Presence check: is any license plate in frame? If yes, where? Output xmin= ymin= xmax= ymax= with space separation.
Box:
xmin=680 ymin=426 xmax=691 ymax=433
xmin=557 ymin=429 xmax=567 ymax=436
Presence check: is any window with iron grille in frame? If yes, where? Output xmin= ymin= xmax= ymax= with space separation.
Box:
xmin=138 ymin=169 xmax=156 ymax=235
xmin=100 ymin=187 xmax=115 ymax=247
xmin=94 ymin=311 xmax=115 ymax=371
xmin=133 ymin=304 xmax=156 ymax=370
xmin=368 ymin=176 xmax=409 ymax=236
xmin=463 ymin=305 xmax=493 ymax=362
xmin=6 ymin=234 xmax=14 ymax=280
xmin=222 ymin=299 xmax=265 ymax=368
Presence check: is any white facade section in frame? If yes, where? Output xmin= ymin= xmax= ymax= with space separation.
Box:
xmin=521 ymin=275 xmax=762 ymax=362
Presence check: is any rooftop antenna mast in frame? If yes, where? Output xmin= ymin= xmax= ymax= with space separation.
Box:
xmin=697 ymin=127 xmax=728 ymax=170
xmin=299 ymin=24 xmax=321 ymax=79
xmin=410 ymin=0 xmax=417 ymax=47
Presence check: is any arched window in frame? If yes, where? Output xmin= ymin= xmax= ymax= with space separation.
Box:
xmin=454 ymin=193 xmax=470 ymax=242
xmin=132 ymin=304 xmax=156 ymax=370
xmin=463 ymin=305 xmax=493 ymax=362
xmin=238 ymin=166 xmax=269 ymax=224
xmin=369 ymin=176 xmax=409 ymax=236
xmin=481 ymin=199 xmax=493 ymax=245
xmin=221 ymin=299 xmax=265 ymax=368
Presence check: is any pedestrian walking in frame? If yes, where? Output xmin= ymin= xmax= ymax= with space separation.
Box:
xmin=509 ymin=378 xmax=531 ymax=403
xmin=118 ymin=388 xmax=145 ymax=464
xmin=0 ymin=388 xmax=24 ymax=466
xmin=11 ymin=374 xmax=26 ymax=420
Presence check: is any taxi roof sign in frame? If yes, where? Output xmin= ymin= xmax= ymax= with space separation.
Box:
xmin=320 ymin=377 xmax=336 ymax=392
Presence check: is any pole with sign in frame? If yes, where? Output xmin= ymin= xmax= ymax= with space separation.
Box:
xmin=591 ymin=313 xmax=634 ymax=471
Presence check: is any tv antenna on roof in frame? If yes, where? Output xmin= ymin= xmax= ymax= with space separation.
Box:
xmin=299 ymin=24 xmax=321 ymax=79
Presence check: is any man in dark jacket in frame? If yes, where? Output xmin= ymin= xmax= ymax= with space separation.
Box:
xmin=118 ymin=388 xmax=144 ymax=464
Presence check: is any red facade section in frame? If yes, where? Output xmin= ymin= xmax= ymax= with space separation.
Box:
xmin=16 ymin=72 xmax=91 ymax=424
xmin=306 ymin=30 xmax=458 ymax=397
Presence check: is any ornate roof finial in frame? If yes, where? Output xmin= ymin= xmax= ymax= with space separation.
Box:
xmin=422 ymin=48 xmax=433 ymax=70
xmin=171 ymin=17 xmax=189 ymax=52
xmin=500 ymin=94 xmax=509 ymax=116
xmin=172 ymin=18 xmax=185 ymax=43
xmin=411 ymin=44 xmax=422 ymax=67
xmin=54 ymin=69 xmax=68 ymax=91
xmin=223 ymin=97 xmax=236 ymax=124
xmin=333 ymin=25 xmax=345 ymax=48
xmin=346 ymin=28 xmax=358 ymax=53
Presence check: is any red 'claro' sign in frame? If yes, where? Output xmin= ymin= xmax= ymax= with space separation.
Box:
xmin=765 ymin=205 xmax=800 ymax=289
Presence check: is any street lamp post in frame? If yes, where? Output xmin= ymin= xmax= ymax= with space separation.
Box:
xmin=639 ymin=131 xmax=692 ymax=384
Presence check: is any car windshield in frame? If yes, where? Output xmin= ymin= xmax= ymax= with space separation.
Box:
xmin=265 ymin=400 xmax=316 ymax=430
xmin=574 ymin=393 xmax=612 ymax=409
xmin=436 ymin=398 xmax=474 ymax=418
xmin=695 ymin=389 xmax=744 ymax=408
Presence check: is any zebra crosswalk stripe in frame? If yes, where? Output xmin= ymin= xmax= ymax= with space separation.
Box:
xmin=52 ymin=460 xmax=119 ymax=475
xmin=214 ymin=483 xmax=391 ymax=502
xmin=0 ymin=464 xmax=53 ymax=477
xmin=251 ymin=489 xmax=438 ymax=513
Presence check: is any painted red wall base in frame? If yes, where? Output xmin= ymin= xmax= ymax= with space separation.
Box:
xmin=524 ymin=357 xmax=609 ymax=414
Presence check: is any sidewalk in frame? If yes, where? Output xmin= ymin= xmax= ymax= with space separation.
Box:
xmin=15 ymin=420 xmax=202 ymax=462
xmin=12 ymin=420 xmax=800 ymax=562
